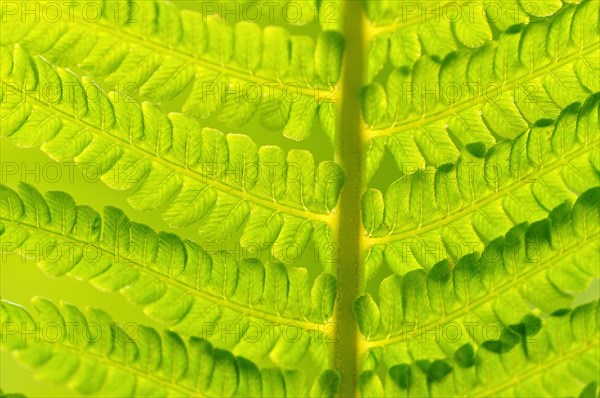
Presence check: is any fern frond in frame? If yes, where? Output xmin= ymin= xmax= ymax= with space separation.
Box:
xmin=362 ymin=0 xmax=598 ymax=178
xmin=0 ymin=297 xmax=340 ymax=397
xmin=365 ymin=0 xmax=575 ymax=78
xmin=368 ymin=300 xmax=599 ymax=397
xmin=363 ymin=93 xmax=599 ymax=276
xmin=2 ymin=0 xmax=598 ymax=395
xmin=1 ymin=46 xmax=344 ymax=267
xmin=355 ymin=188 xmax=599 ymax=369
xmin=0 ymin=0 xmax=343 ymax=141
xmin=367 ymin=2 xmax=501 ymax=77
xmin=0 ymin=183 xmax=337 ymax=368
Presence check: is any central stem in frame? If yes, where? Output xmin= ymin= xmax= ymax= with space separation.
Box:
xmin=333 ymin=2 xmax=368 ymax=397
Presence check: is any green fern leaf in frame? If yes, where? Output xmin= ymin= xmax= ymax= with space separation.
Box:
xmin=1 ymin=0 xmax=599 ymax=396
xmin=0 ymin=297 xmax=337 ymax=397
xmin=365 ymin=0 xmax=598 ymax=181
xmin=1 ymin=46 xmax=342 ymax=265
xmin=0 ymin=0 xmax=342 ymax=140
xmin=0 ymin=183 xmax=335 ymax=368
